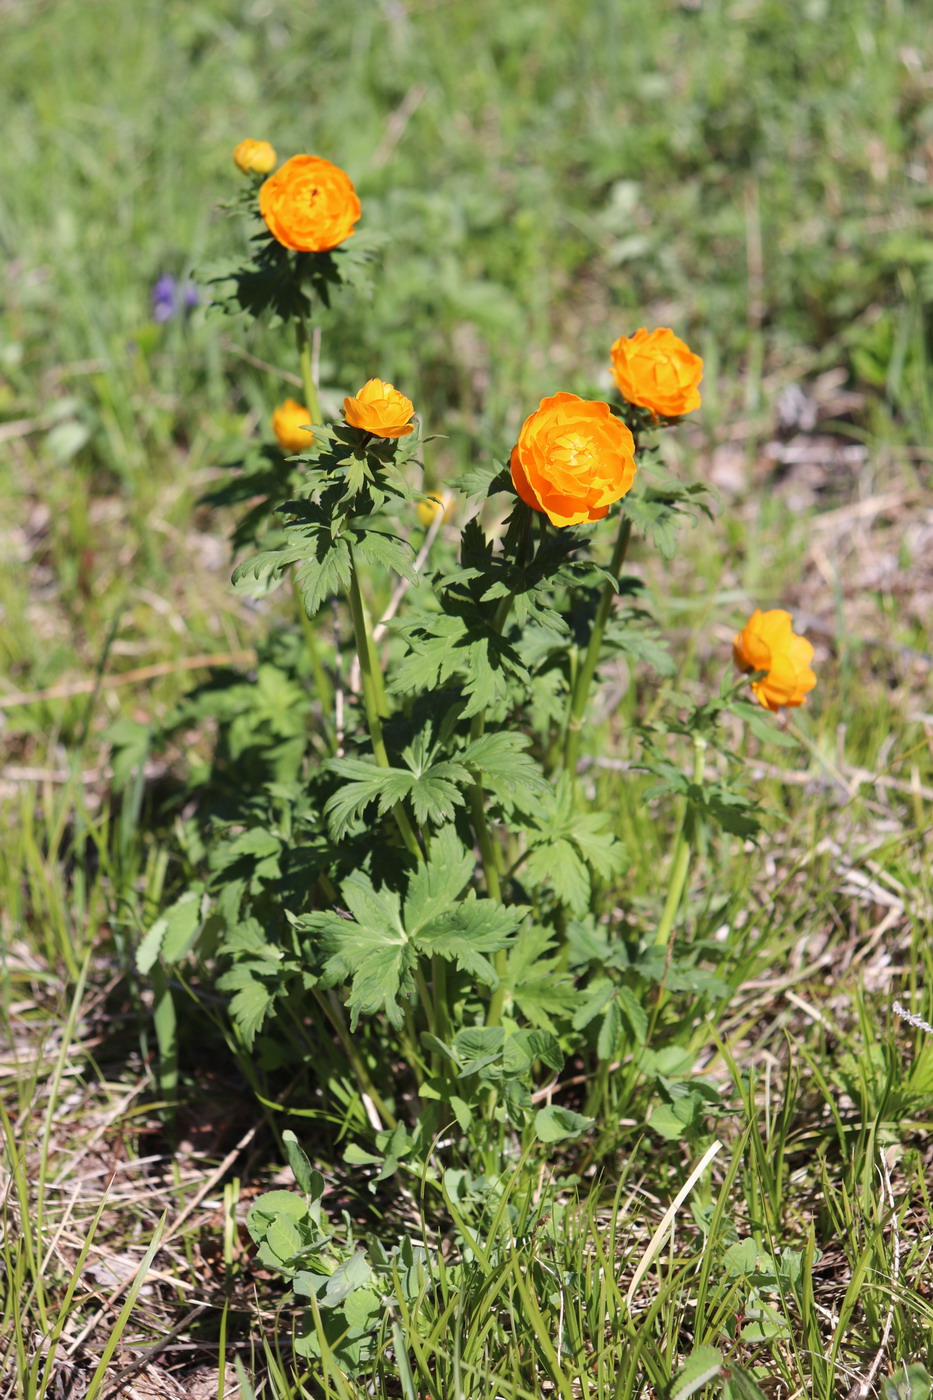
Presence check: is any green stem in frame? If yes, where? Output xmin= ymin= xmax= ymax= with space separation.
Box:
xmin=312 ymin=990 xmax=397 ymax=1131
xmin=346 ymin=542 xmax=422 ymax=861
xmin=295 ymin=315 xmax=322 ymax=426
xmin=291 ymin=574 xmax=334 ymax=751
xmin=468 ymin=591 xmax=514 ymax=907
xmin=653 ymin=734 xmax=707 ymax=951
xmin=414 ymin=967 xmax=436 ymax=1037
xmin=472 ymin=595 xmax=518 ymax=1029
xmin=470 ymin=780 xmax=502 ymax=904
xmin=646 ymin=735 xmax=706 ymax=1040
xmin=431 ymin=955 xmax=449 ymax=1045
xmin=563 ymin=514 xmax=633 ymax=787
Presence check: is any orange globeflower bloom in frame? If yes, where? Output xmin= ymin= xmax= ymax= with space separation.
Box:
xmin=259 ymin=155 xmax=361 ymax=253
xmin=733 ymin=609 xmax=816 ymax=712
xmin=343 ymin=378 xmax=415 ymax=439
xmin=233 ymin=138 xmax=277 ymax=175
xmin=609 ymin=327 xmax=703 ymax=418
xmin=510 ymin=393 xmax=637 ymax=528
xmin=271 ymin=398 xmax=313 ymax=453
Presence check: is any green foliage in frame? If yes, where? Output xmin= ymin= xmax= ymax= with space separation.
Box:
xmin=245 ymin=1162 xmax=429 ymax=1371
xmin=621 ymin=455 xmax=715 ymax=561
xmin=5 ymin=2 xmax=933 ymax=1396
xmin=295 ymin=829 xmax=525 ymax=1030
xmin=209 ymin=221 xmax=386 ymax=328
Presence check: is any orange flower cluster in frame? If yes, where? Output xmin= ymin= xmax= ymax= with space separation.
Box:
xmin=510 ymin=394 xmax=637 ymax=528
xmin=271 ymin=398 xmax=313 ymax=454
xmin=733 ymin=609 xmax=816 ymax=711
xmin=233 ymin=138 xmax=277 ymax=175
xmin=343 ymin=379 xmax=415 ymax=439
xmin=260 ymin=155 xmax=361 ymax=253
xmin=610 ymin=327 xmax=703 ymax=418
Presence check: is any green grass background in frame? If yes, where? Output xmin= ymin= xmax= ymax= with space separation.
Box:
xmin=2 ymin=0 xmax=933 ymax=1395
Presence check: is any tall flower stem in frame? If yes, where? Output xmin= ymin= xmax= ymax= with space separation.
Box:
xmin=469 ymin=587 xmax=515 ymax=908
xmin=291 ymin=314 xmax=333 ymax=743
xmin=653 ymin=734 xmax=707 ymax=950
xmin=291 ymin=575 xmax=334 ymax=750
xmin=563 ymin=514 xmax=632 ymax=788
xmin=346 ymin=542 xmax=422 ymax=862
xmin=645 ymin=734 xmax=706 ymax=1040
xmin=474 ymin=584 xmax=520 ymax=1031
xmin=295 ymin=314 xmax=322 ymax=426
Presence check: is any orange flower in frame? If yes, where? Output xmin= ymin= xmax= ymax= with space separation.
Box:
xmin=343 ymin=379 xmax=414 ymax=439
xmin=609 ymin=327 xmax=703 ymax=418
xmin=271 ymin=398 xmax=313 ymax=454
xmin=233 ymin=138 xmax=277 ymax=175
xmin=259 ymin=155 xmax=361 ymax=253
xmin=509 ymin=393 xmax=637 ymax=528
xmin=733 ymin=609 xmax=816 ymax=712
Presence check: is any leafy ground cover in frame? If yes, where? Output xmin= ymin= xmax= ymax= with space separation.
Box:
xmin=2 ymin=0 xmax=933 ymax=1397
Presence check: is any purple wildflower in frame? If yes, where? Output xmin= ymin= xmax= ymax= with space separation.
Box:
xmin=151 ymin=274 xmax=178 ymax=323
xmin=150 ymin=275 xmax=200 ymax=323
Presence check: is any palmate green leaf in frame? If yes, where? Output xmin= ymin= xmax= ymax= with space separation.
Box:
xmin=572 ymin=977 xmax=616 ymax=1031
xmin=461 ymin=635 xmax=524 ymax=718
xmin=403 ymin=826 xmax=473 ymax=932
xmin=305 ymin=875 xmax=414 ymax=1030
xmin=389 ymin=602 xmax=529 ymax=717
xmin=389 ymin=613 xmax=468 ymax=695
xmin=415 ymin=892 xmax=523 ymax=986
xmin=526 ymin=838 xmax=590 ymax=915
xmin=323 ymin=755 xmax=470 ymax=838
xmin=621 ymin=472 xmax=714 ymax=560
xmin=502 ymin=1028 xmax=563 ymax=1075
xmin=351 ymin=526 xmax=417 ymax=583
xmin=207 ymin=243 xmax=312 ymax=326
xmin=503 ymin=923 xmax=576 ymax=1029
xmin=404 ymin=764 xmax=470 ymax=825
xmin=460 ymin=731 xmax=551 ymax=809
xmin=569 ymin=812 xmax=628 ymax=879
xmin=524 ymin=776 xmax=626 ymax=911
xmin=699 ymin=784 xmax=761 ymax=840
xmin=603 ymin=616 xmax=676 ymax=676
xmin=453 ymin=1027 xmax=504 ymax=1060
xmin=215 ymin=965 xmax=276 ymax=1048
xmin=231 ymin=544 xmax=304 ymax=596
xmin=295 ymin=834 xmax=522 ymax=1025
xmin=323 ymin=759 xmax=401 ymax=839
xmin=449 ymin=459 xmax=511 ymax=503
xmin=296 ymin=535 xmax=353 ymax=615
xmin=621 ymin=494 xmax=682 ymax=558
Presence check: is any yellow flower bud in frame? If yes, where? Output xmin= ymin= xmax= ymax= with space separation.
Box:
xmin=233 ymin=139 xmax=277 ymax=176
xmin=416 ymin=492 xmax=454 ymax=527
xmin=271 ymin=398 xmax=313 ymax=454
